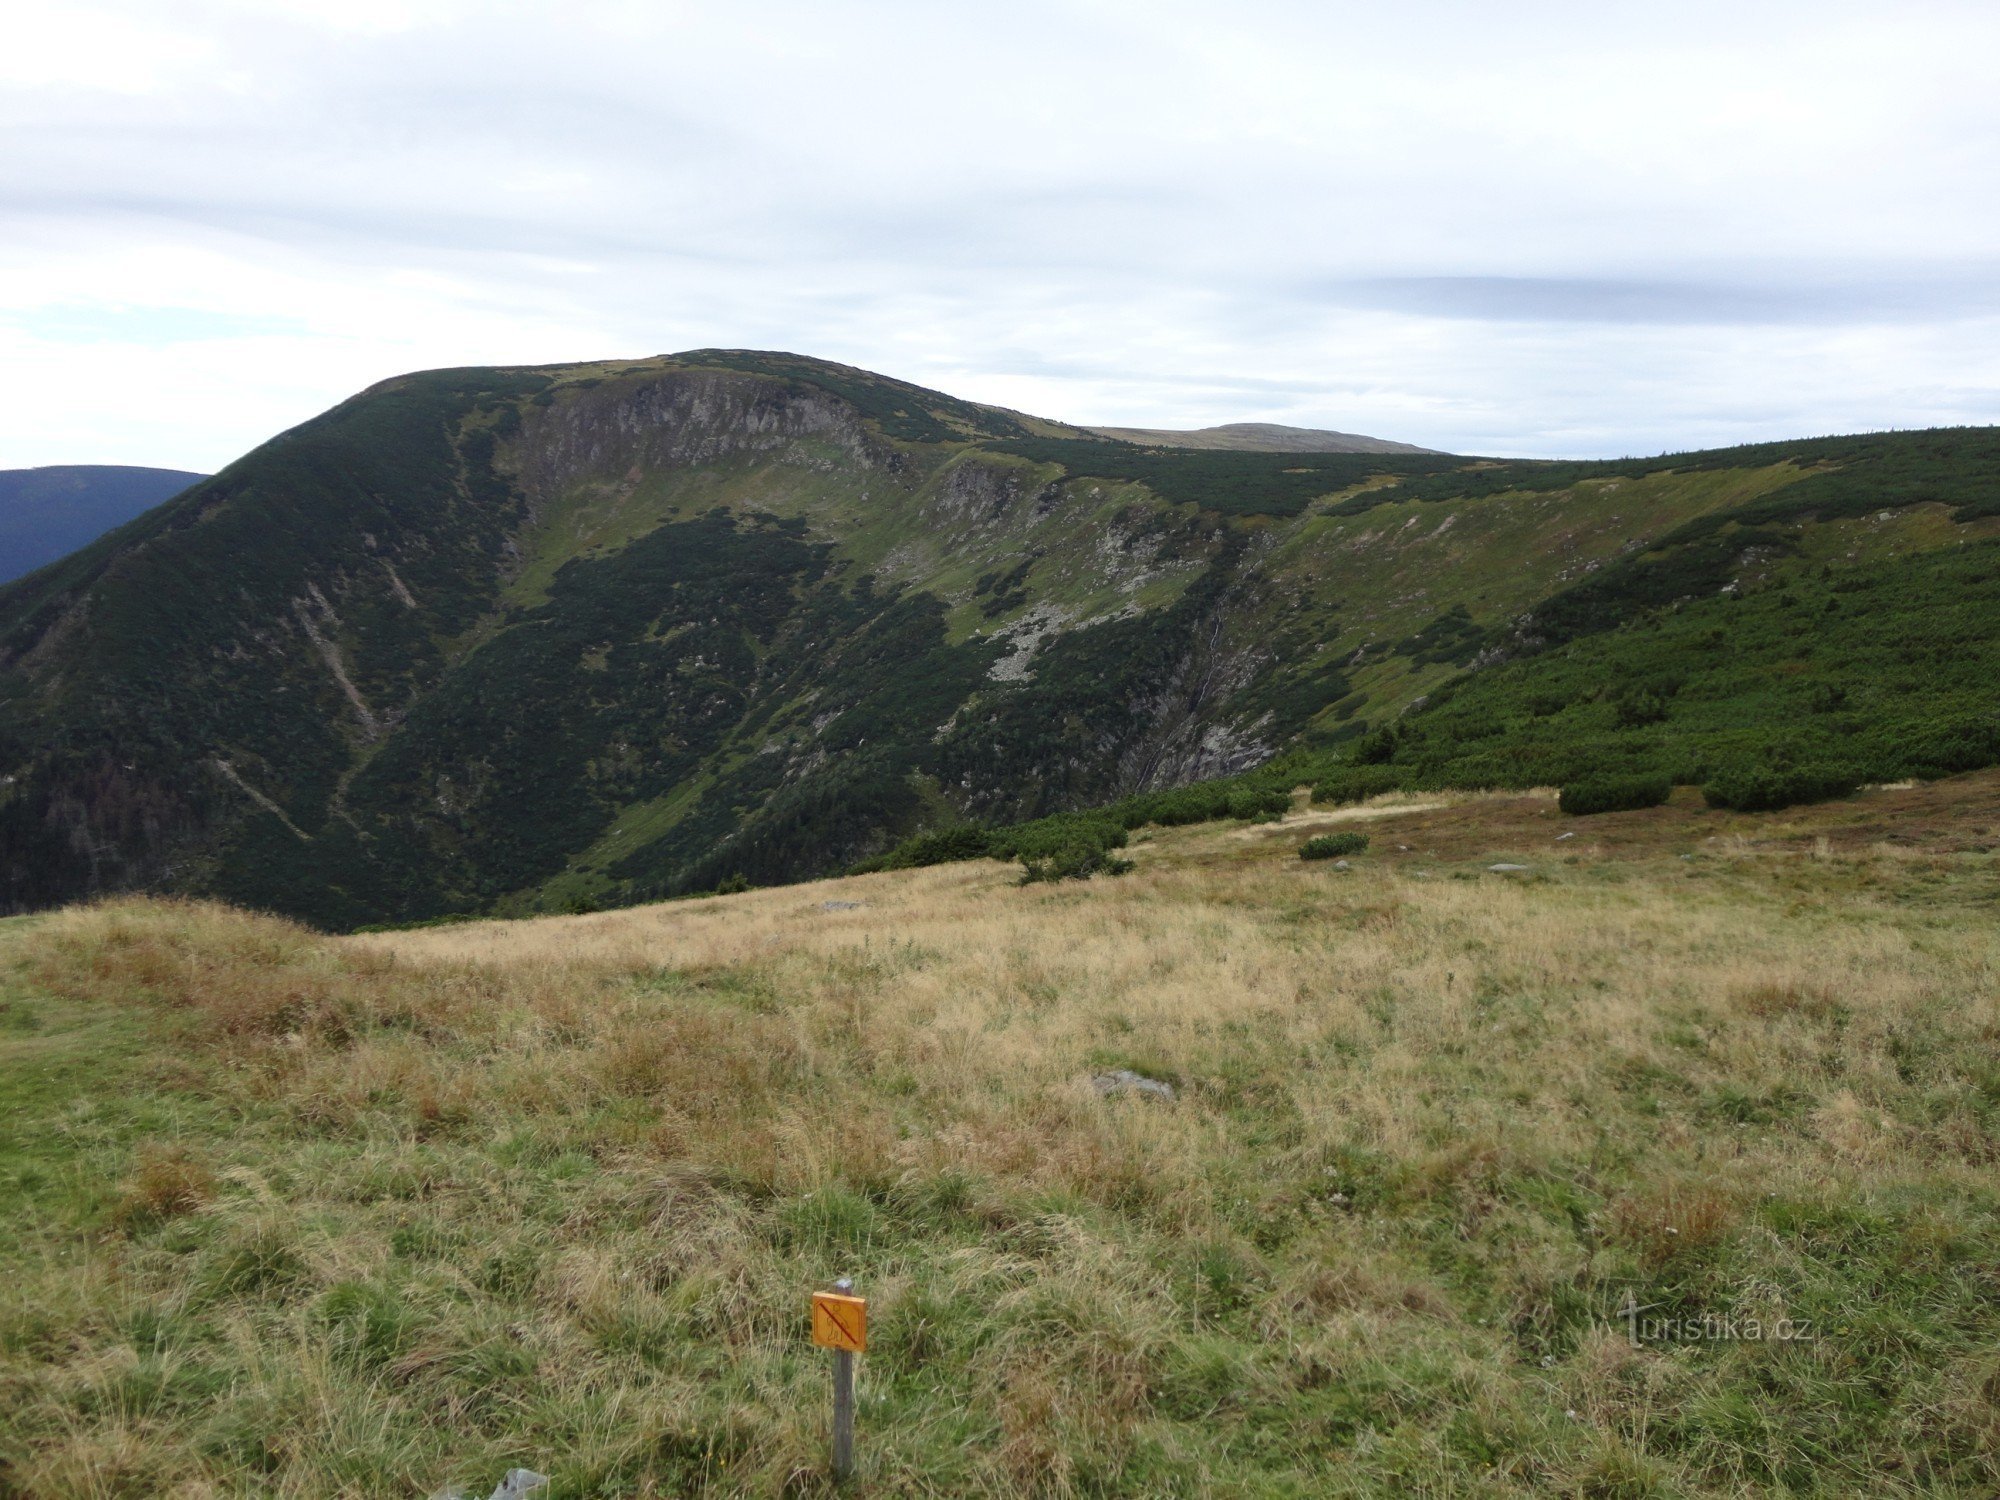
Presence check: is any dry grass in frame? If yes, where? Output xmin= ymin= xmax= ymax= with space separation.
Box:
xmin=4 ymin=796 xmax=2000 ymax=1495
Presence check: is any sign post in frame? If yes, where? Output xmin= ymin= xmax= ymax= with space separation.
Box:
xmin=811 ymin=1277 xmax=867 ymax=1483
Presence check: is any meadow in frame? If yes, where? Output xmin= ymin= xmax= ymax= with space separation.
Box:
xmin=3 ymin=777 xmax=2000 ymax=1496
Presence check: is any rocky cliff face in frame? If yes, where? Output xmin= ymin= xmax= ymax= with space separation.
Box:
xmin=518 ymin=366 xmax=885 ymax=501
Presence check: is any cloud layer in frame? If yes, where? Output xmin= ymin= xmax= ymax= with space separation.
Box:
xmin=4 ymin=0 xmax=1997 ymax=467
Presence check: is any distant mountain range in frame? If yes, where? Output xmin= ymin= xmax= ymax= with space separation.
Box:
xmin=0 ymin=465 xmax=207 ymax=584
xmin=1 ymin=349 xmax=1995 ymax=927
xmin=1083 ymin=421 xmax=1437 ymax=454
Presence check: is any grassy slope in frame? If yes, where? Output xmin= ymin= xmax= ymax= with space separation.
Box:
xmin=1346 ymin=527 xmax=2000 ymax=795
xmin=1255 ymin=461 xmax=1818 ymax=733
xmin=5 ymin=778 xmax=2000 ymax=1496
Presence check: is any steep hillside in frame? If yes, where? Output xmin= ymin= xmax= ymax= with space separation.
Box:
xmin=0 ymin=350 xmax=1994 ymax=927
xmin=0 ymin=465 xmax=206 ymax=584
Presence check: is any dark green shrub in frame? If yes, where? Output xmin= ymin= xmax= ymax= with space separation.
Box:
xmin=1300 ymin=832 xmax=1368 ymax=860
xmin=1129 ymin=785 xmax=1231 ymax=827
xmin=1352 ymin=725 xmax=1403 ymax=765
xmin=871 ymin=824 xmax=996 ymax=871
xmin=1701 ymin=764 xmax=1861 ymax=812
xmin=1558 ymin=774 xmax=1672 ymax=816
xmin=1311 ymin=766 xmax=1405 ymax=805
xmin=1019 ymin=841 xmax=1134 ymax=884
xmin=1900 ymin=715 xmax=2000 ymax=776
xmin=1226 ymin=788 xmax=1291 ymax=821
xmin=995 ymin=817 xmax=1127 ymax=863
xmin=1612 ymin=690 xmax=1671 ymax=728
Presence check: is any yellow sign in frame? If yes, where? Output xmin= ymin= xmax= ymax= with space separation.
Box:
xmin=811 ymin=1290 xmax=867 ymax=1353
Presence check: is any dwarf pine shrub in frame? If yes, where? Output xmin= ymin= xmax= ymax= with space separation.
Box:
xmin=1701 ymin=763 xmax=1861 ymax=812
xmin=1558 ymin=774 xmax=1673 ymax=816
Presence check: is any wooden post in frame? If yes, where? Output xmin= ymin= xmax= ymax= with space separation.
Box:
xmin=832 ymin=1348 xmax=855 ymax=1481
xmin=812 ymin=1276 xmax=867 ymax=1485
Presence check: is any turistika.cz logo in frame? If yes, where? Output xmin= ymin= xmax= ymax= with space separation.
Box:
xmin=1616 ymin=1290 xmax=1815 ymax=1347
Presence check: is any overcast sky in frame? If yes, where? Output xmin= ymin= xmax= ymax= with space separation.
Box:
xmin=4 ymin=0 xmax=1998 ymax=469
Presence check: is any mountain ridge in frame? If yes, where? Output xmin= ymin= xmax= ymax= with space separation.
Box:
xmin=1 ymin=349 xmax=1994 ymax=927
xmin=0 ymin=464 xmax=207 ymax=585
xmin=1083 ymin=420 xmax=1438 ymax=454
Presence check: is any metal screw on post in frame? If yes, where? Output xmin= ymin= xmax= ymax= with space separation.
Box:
xmin=811 ymin=1276 xmax=867 ymax=1485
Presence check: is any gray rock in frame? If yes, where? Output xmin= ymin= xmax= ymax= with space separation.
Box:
xmin=1331 ymin=859 xmax=1350 ymax=870
xmin=1092 ymin=1069 xmax=1175 ymax=1101
xmin=433 ymin=1471 xmax=550 ymax=1500
xmin=820 ymin=900 xmax=864 ymax=912
xmin=1554 ymin=832 xmax=1576 ymax=841
xmin=1487 ymin=863 xmax=1530 ymax=873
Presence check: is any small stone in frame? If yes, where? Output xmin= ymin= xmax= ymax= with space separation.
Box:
xmin=1091 ymin=1069 xmax=1175 ymax=1101
xmin=1554 ymin=832 xmax=1575 ymax=841
xmin=1487 ymin=863 xmax=1530 ymax=873
xmin=820 ymin=900 xmax=864 ymax=912
xmin=491 ymin=1473 xmax=551 ymax=1500
xmin=1331 ymin=859 xmax=1350 ymax=870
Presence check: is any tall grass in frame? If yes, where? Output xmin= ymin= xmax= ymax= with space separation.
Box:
xmin=4 ymin=805 xmax=1999 ymax=1495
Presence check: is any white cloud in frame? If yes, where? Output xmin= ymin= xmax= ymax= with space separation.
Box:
xmin=0 ymin=6 xmax=219 ymax=94
xmin=1 ymin=0 xmax=1996 ymax=468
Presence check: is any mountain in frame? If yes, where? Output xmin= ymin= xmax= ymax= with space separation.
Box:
xmin=1 ymin=348 xmax=1995 ymax=928
xmin=1083 ymin=420 xmax=1437 ymax=453
xmin=0 ymin=465 xmax=207 ymax=584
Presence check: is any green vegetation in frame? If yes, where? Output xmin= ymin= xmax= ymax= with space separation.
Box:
xmin=1318 ymin=538 xmax=2000 ymax=807
xmin=1559 ymin=774 xmax=1674 ymax=817
xmin=1015 ymin=838 xmax=1134 ymax=883
xmin=1701 ymin=764 xmax=1862 ymax=813
xmin=858 ymin=767 xmax=1301 ymax=879
xmin=983 ymin=435 xmax=1462 ymax=516
xmin=1299 ymin=830 xmax=1369 ymax=859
